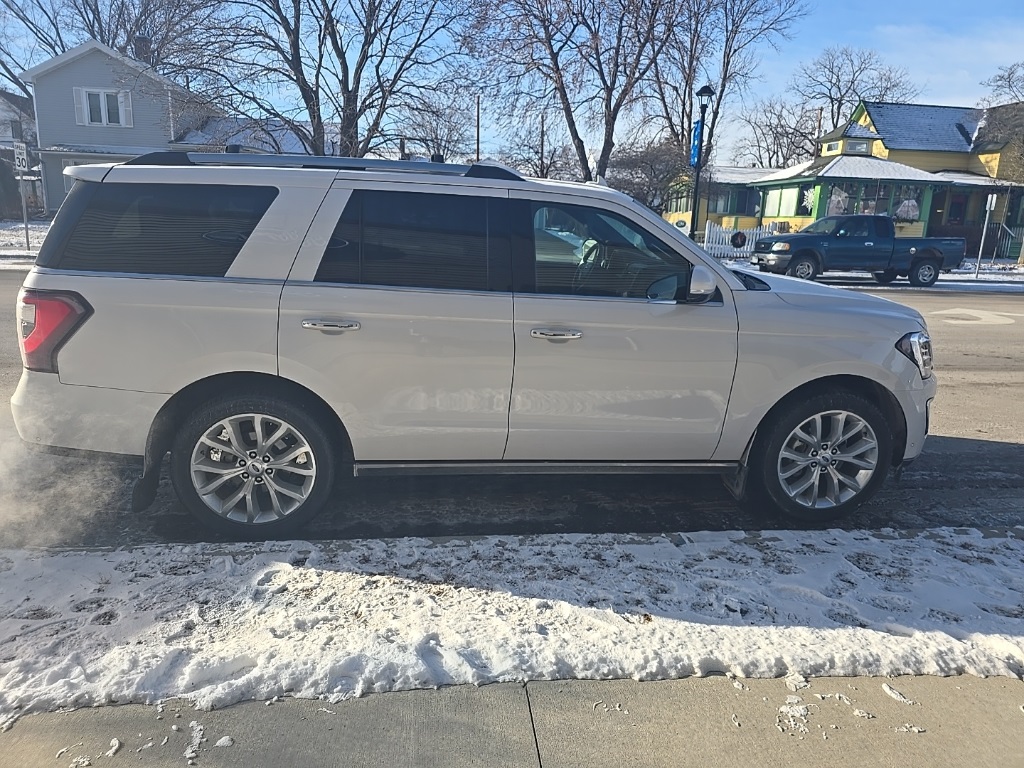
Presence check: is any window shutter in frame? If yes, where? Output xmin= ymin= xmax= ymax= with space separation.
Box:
xmin=120 ymin=91 xmax=133 ymax=127
xmin=73 ymin=87 xmax=86 ymax=125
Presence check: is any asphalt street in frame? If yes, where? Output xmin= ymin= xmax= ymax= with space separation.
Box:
xmin=0 ymin=270 xmax=1021 ymax=548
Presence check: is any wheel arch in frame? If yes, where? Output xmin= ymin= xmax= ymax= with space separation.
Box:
xmin=912 ymin=248 xmax=941 ymax=266
xmin=132 ymin=372 xmax=353 ymax=511
xmin=792 ymin=249 xmax=824 ymax=270
xmin=750 ymin=374 xmax=907 ymax=468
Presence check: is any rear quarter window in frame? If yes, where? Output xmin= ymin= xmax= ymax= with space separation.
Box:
xmin=39 ymin=181 xmax=278 ymax=277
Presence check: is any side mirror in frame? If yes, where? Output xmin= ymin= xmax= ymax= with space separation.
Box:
xmin=686 ymin=265 xmax=717 ymax=303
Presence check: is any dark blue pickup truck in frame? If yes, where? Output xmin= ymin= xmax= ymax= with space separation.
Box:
xmin=750 ymin=215 xmax=966 ymax=287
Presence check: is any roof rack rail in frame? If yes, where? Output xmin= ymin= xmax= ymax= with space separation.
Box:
xmin=123 ymin=151 xmax=523 ymax=181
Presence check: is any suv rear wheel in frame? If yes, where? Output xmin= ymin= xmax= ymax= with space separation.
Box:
xmin=170 ymin=394 xmax=336 ymax=537
xmin=908 ymin=258 xmax=940 ymax=287
xmin=748 ymin=392 xmax=893 ymax=522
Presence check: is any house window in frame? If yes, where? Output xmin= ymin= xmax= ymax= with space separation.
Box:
xmin=74 ymin=88 xmax=133 ymax=127
xmin=825 ymin=141 xmax=840 ymax=153
xmin=764 ymin=188 xmax=781 ymax=217
xmin=846 ymin=140 xmax=869 ymax=154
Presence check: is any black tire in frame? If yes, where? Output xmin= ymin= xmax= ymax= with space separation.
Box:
xmin=170 ymin=393 xmax=338 ymax=538
xmin=908 ymin=258 xmax=940 ymax=287
xmin=786 ymin=255 xmax=818 ymax=280
xmin=872 ymin=269 xmax=898 ymax=284
xmin=745 ymin=391 xmax=893 ymax=523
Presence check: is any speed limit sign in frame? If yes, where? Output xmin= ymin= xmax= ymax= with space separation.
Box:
xmin=14 ymin=141 xmax=28 ymax=171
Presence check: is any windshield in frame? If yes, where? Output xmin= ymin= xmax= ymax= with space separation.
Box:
xmin=800 ymin=217 xmax=840 ymax=234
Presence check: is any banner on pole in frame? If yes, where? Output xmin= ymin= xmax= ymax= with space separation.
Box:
xmin=690 ymin=121 xmax=702 ymax=167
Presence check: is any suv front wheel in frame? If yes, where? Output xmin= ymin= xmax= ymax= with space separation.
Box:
xmin=749 ymin=392 xmax=893 ymax=522
xmin=170 ymin=394 xmax=336 ymax=537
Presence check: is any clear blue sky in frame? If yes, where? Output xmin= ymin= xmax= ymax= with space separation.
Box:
xmin=753 ymin=2 xmax=1023 ymax=107
xmin=716 ymin=1 xmax=1024 ymax=156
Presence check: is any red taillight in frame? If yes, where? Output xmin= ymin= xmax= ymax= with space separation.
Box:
xmin=17 ymin=289 xmax=93 ymax=373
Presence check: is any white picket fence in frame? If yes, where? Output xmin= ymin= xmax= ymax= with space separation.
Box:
xmin=700 ymin=222 xmax=771 ymax=261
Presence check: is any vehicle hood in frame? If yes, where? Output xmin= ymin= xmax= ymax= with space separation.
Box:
xmin=754 ymin=232 xmax=816 ymax=246
xmin=742 ymin=270 xmax=927 ymax=329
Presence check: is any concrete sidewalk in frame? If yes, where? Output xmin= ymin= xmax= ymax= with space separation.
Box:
xmin=2 ymin=675 xmax=1022 ymax=767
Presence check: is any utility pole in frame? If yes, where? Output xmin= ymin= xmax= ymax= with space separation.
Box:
xmin=540 ymin=113 xmax=546 ymax=177
xmin=475 ymin=94 xmax=481 ymax=162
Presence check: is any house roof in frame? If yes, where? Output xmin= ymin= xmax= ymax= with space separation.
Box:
xmin=19 ymin=39 xmax=186 ymax=95
xmin=173 ymin=116 xmax=335 ymax=155
xmin=818 ymin=121 xmax=880 ymax=142
xmin=860 ymin=101 xmax=982 ymax=153
xmin=708 ymin=166 xmax=779 ymax=185
xmin=932 ymin=170 xmax=1023 ymax=187
xmin=39 ymin=143 xmax=171 ymax=156
xmin=0 ymin=89 xmax=33 ymax=117
xmin=753 ymin=155 xmax=942 ymax=185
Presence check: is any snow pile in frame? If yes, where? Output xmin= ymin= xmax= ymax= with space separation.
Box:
xmin=1 ymin=527 xmax=1022 ymax=727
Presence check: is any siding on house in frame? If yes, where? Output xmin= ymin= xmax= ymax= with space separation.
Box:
xmin=885 ymin=150 xmax=973 ymax=173
xmin=32 ymin=48 xmax=171 ymax=149
xmin=970 ymin=152 xmax=1001 ymax=177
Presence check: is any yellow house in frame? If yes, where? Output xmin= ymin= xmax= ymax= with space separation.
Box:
xmin=743 ymin=100 xmax=1024 ymax=257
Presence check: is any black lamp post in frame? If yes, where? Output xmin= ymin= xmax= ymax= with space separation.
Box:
xmin=689 ymin=84 xmax=715 ymax=240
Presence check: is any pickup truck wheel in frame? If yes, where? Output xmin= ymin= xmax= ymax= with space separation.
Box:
xmin=908 ymin=259 xmax=940 ymax=287
xmin=749 ymin=392 xmax=893 ymax=523
xmin=170 ymin=394 xmax=336 ymax=538
xmin=872 ymin=269 xmax=898 ymax=284
xmin=787 ymin=255 xmax=818 ymax=280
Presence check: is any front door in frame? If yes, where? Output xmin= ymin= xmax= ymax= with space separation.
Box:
xmin=504 ymin=195 xmax=739 ymax=461
xmin=828 ymin=217 xmax=889 ymax=270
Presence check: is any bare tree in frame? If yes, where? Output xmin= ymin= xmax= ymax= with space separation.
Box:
xmin=979 ymin=64 xmax=1024 ymax=183
xmin=731 ymin=96 xmax=818 ymax=167
xmin=201 ymin=0 xmax=478 ymax=157
xmin=790 ymin=46 xmax=921 ymax=132
xmin=398 ymin=89 xmax=475 ymax=162
xmin=647 ymin=0 xmax=806 ymax=162
xmin=484 ymin=0 xmax=673 ymax=181
xmin=0 ymin=0 xmax=226 ymax=95
xmin=982 ymin=61 xmax=1024 ymax=103
xmin=604 ymin=138 xmax=691 ymax=213
xmin=499 ymin=110 xmax=580 ymax=179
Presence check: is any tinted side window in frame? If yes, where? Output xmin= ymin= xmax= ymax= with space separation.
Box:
xmin=315 ymin=190 xmax=489 ymax=291
xmin=55 ymin=183 xmax=278 ymax=276
xmin=531 ymin=202 xmax=689 ymax=298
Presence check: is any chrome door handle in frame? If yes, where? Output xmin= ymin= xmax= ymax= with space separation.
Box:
xmin=531 ymin=328 xmax=583 ymax=341
xmin=865 ymin=242 xmax=874 ymax=246
xmin=301 ymin=319 xmax=361 ymax=332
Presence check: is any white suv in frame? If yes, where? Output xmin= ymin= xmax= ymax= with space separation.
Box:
xmin=12 ymin=153 xmax=935 ymax=537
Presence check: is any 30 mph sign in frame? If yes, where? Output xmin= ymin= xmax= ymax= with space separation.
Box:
xmin=14 ymin=141 xmax=28 ymax=172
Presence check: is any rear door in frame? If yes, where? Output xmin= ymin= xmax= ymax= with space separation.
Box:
xmin=279 ymin=184 xmax=515 ymax=462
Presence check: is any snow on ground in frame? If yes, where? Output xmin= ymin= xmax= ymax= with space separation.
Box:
xmin=0 ymin=220 xmax=48 ymax=255
xmin=1 ymin=527 xmax=1022 ymax=728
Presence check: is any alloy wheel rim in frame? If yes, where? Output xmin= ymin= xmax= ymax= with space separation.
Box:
xmin=918 ymin=264 xmax=936 ymax=282
xmin=776 ymin=410 xmax=878 ymax=509
xmin=189 ymin=413 xmax=316 ymax=524
xmin=794 ymin=262 xmax=813 ymax=279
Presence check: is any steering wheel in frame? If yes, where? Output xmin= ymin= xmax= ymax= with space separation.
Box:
xmin=572 ymin=241 xmax=604 ymax=293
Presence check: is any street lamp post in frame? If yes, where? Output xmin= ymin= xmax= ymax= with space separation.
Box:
xmin=689 ymin=84 xmax=715 ymax=241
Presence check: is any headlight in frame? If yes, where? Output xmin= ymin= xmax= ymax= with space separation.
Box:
xmin=896 ymin=331 xmax=933 ymax=378
xmin=771 ymin=242 xmax=790 ymax=252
